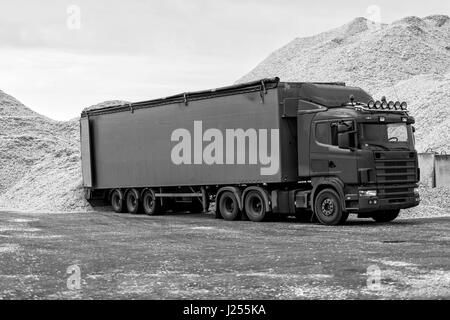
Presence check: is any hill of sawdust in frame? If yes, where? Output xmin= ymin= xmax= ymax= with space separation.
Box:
xmin=0 ymin=90 xmax=90 ymax=211
xmin=238 ymin=15 xmax=450 ymax=153
xmin=0 ymin=91 xmax=129 ymax=212
xmin=0 ymin=91 xmax=77 ymax=192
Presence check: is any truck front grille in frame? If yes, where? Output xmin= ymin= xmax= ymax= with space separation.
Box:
xmin=375 ymin=153 xmax=418 ymax=203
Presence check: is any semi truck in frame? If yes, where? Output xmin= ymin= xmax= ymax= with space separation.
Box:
xmin=80 ymin=77 xmax=420 ymax=225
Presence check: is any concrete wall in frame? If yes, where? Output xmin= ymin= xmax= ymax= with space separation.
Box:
xmin=435 ymin=155 xmax=450 ymax=187
xmin=418 ymin=153 xmax=436 ymax=187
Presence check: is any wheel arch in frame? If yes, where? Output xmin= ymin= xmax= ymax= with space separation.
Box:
xmin=311 ymin=177 xmax=345 ymax=211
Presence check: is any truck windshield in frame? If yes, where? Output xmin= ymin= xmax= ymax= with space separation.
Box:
xmin=359 ymin=123 xmax=411 ymax=150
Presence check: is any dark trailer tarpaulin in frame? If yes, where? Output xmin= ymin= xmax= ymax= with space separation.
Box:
xmin=80 ymin=78 xmax=301 ymax=189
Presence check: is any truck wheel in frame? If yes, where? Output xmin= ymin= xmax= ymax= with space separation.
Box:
xmin=142 ymin=189 xmax=160 ymax=215
xmin=372 ymin=210 xmax=400 ymax=223
xmin=244 ymin=190 xmax=267 ymax=222
xmin=314 ymin=189 xmax=348 ymax=225
xmin=111 ymin=189 xmax=126 ymax=213
xmin=218 ymin=192 xmax=241 ymax=221
xmin=126 ymin=189 xmax=141 ymax=214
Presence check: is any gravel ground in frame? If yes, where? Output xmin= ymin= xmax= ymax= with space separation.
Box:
xmin=403 ymin=185 xmax=450 ymax=219
xmin=0 ymin=209 xmax=449 ymax=300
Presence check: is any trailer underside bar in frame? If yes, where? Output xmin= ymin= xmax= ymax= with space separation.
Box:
xmin=155 ymin=193 xmax=203 ymax=198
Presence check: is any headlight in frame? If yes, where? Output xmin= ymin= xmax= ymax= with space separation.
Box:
xmin=359 ymin=190 xmax=377 ymax=197
xmin=414 ymin=188 xmax=419 ymax=195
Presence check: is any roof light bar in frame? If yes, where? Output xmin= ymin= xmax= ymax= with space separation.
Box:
xmin=355 ymin=99 xmax=409 ymax=112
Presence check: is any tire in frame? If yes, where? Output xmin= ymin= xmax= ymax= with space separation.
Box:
xmin=244 ymin=190 xmax=268 ymax=222
xmin=372 ymin=209 xmax=400 ymax=223
xmin=111 ymin=189 xmax=126 ymax=213
xmin=126 ymin=189 xmax=141 ymax=214
xmin=142 ymin=189 xmax=161 ymax=216
xmin=314 ymin=189 xmax=348 ymax=225
xmin=218 ymin=191 xmax=241 ymax=221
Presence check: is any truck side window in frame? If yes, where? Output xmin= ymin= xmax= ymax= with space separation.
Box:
xmin=331 ymin=123 xmax=339 ymax=146
xmin=316 ymin=122 xmax=331 ymax=145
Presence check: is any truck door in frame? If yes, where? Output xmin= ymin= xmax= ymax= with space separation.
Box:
xmin=310 ymin=120 xmax=358 ymax=183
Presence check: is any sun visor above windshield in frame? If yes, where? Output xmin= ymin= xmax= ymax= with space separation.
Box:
xmin=299 ymin=83 xmax=373 ymax=107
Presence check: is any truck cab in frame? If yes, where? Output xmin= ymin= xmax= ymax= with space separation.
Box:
xmin=289 ymin=82 xmax=420 ymax=224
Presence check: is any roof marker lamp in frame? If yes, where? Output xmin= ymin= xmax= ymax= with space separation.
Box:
xmin=367 ymin=100 xmax=375 ymax=109
xmin=395 ymin=101 xmax=401 ymax=110
xmin=374 ymin=101 xmax=382 ymax=109
xmin=400 ymin=102 xmax=408 ymax=110
xmin=381 ymin=101 xmax=388 ymax=110
xmin=388 ymin=101 xmax=395 ymax=110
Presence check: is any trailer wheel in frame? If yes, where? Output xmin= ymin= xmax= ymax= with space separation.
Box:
xmin=126 ymin=189 xmax=141 ymax=214
xmin=111 ymin=189 xmax=126 ymax=213
xmin=244 ymin=190 xmax=267 ymax=222
xmin=142 ymin=189 xmax=160 ymax=216
xmin=218 ymin=191 xmax=241 ymax=221
xmin=314 ymin=189 xmax=348 ymax=225
xmin=372 ymin=209 xmax=400 ymax=223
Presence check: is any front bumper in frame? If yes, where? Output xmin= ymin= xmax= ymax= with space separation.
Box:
xmin=345 ymin=191 xmax=420 ymax=213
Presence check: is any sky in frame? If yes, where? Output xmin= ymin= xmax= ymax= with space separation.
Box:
xmin=0 ymin=0 xmax=449 ymax=120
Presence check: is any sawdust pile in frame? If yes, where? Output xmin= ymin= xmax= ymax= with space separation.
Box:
xmin=0 ymin=92 xmax=127 ymax=212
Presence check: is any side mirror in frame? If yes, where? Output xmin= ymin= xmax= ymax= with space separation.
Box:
xmin=338 ymin=132 xmax=351 ymax=149
xmin=412 ymin=126 xmax=416 ymax=133
xmin=337 ymin=124 xmax=350 ymax=133
xmin=333 ymin=120 xmax=355 ymax=150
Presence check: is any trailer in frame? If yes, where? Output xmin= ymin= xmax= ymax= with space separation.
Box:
xmin=81 ymin=77 xmax=420 ymax=225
